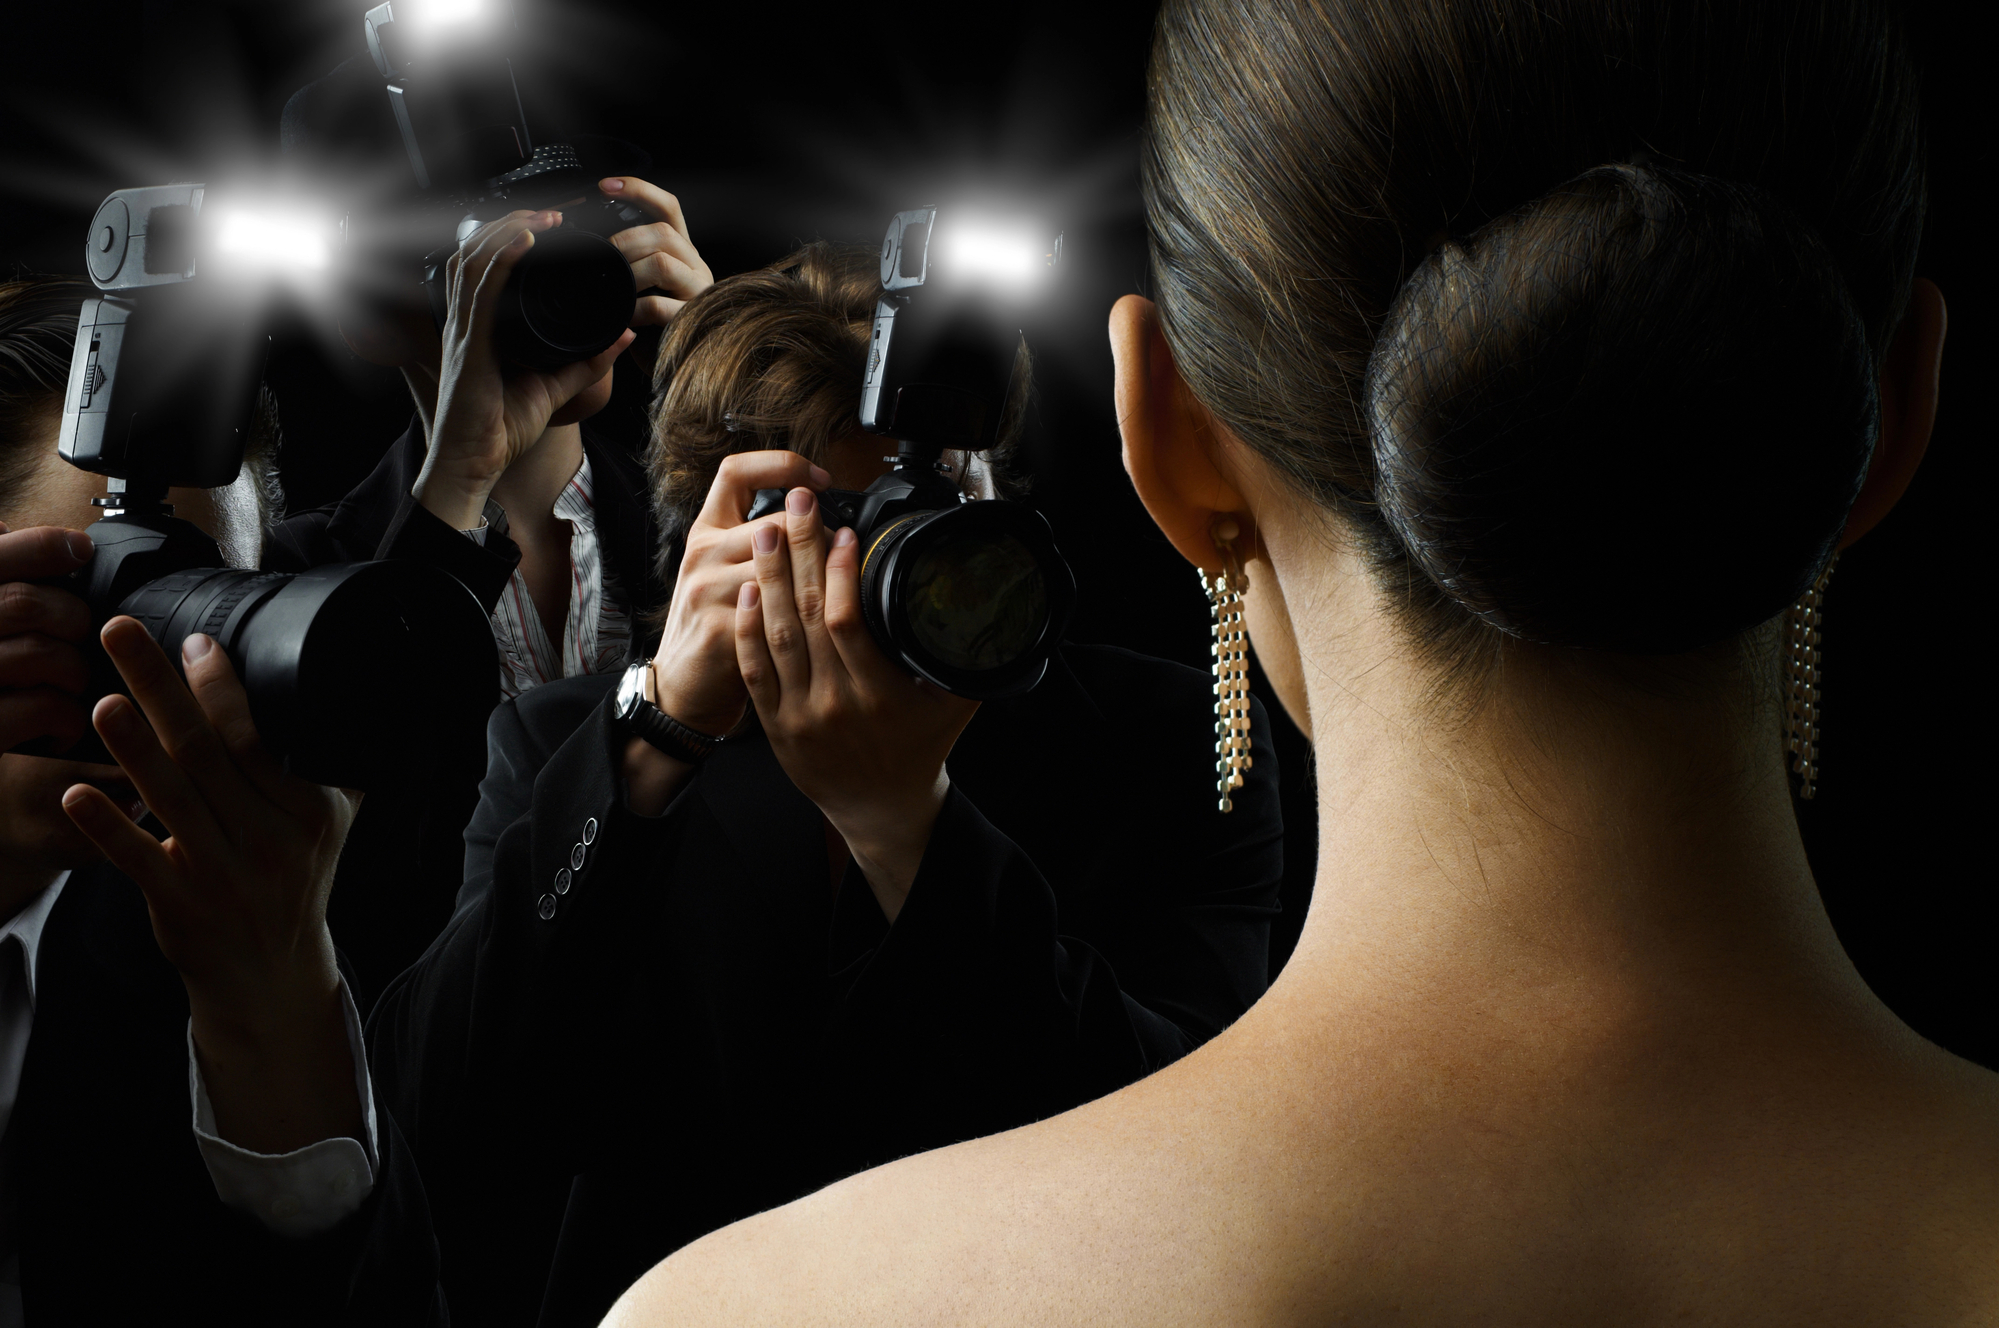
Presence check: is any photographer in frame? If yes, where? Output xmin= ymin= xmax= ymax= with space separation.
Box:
xmin=368 ymin=241 xmax=1286 ymax=1326
xmin=268 ymin=177 xmax=709 ymax=1000
xmin=0 ymin=276 xmax=437 ymax=1323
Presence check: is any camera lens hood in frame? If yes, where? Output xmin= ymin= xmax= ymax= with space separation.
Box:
xmin=494 ymin=226 xmax=636 ymax=371
xmin=857 ymin=500 xmax=1075 ymax=701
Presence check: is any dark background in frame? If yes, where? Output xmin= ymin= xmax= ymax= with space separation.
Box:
xmin=1 ymin=1 xmax=1987 ymax=1065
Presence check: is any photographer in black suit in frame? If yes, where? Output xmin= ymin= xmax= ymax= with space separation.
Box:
xmin=0 ymin=276 xmax=438 ymax=1324
xmin=267 ymin=178 xmax=709 ymax=1005
xmin=369 ymin=241 xmax=1287 ymax=1326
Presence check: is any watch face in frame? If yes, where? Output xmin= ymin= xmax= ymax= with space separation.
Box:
xmin=614 ymin=661 xmax=648 ymax=720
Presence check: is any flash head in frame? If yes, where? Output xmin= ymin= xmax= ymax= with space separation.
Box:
xmin=862 ymin=206 xmax=1060 ymax=455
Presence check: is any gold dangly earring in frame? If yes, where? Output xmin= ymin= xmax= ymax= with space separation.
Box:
xmin=1782 ymin=554 xmax=1839 ymax=801
xmin=1202 ymin=518 xmax=1252 ymax=813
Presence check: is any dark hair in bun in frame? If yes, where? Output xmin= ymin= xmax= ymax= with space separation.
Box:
xmin=1365 ymin=165 xmax=1876 ymax=653
xmin=1144 ymin=0 xmax=1923 ymax=663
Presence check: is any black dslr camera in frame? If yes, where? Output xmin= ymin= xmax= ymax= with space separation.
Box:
xmin=749 ymin=207 xmax=1075 ymax=701
xmin=361 ymin=0 xmax=641 ymax=370
xmin=27 ymin=183 xmax=496 ymax=790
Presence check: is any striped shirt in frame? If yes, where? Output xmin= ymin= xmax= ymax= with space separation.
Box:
xmin=469 ymin=456 xmax=633 ymax=700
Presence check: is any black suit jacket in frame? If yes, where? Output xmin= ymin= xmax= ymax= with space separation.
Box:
xmin=370 ymin=642 xmax=1284 ymax=1327
xmin=10 ymin=864 xmax=441 ymax=1324
xmin=263 ymin=416 xmax=664 ymax=1009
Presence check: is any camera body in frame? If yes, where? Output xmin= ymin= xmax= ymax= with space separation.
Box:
xmin=18 ymin=182 xmax=499 ymax=790
xmin=746 ymin=206 xmax=1074 ymax=701
xmin=417 ymin=148 xmax=645 ymax=371
xmin=362 ymin=0 xmax=639 ymax=370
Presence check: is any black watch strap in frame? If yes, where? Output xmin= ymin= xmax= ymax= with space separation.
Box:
xmin=619 ymin=661 xmax=725 ymax=764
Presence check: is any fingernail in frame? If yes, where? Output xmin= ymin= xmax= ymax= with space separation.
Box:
xmin=61 ymin=786 xmax=86 ymax=811
xmin=754 ymin=526 xmax=780 ymax=556
xmin=739 ymin=581 xmax=758 ymax=609
xmin=66 ymin=530 xmax=93 ymax=561
xmin=809 ymin=465 xmax=832 ymax=488
xmin=182 ymin=634 xmax=213 ymax=665
xmin=600 ymin=177 xmax=625 ymax=192
xmin=833 ymin=526 xmax=856 ymax=548
xmin=786 ymin=488 xmax=813 ymax=516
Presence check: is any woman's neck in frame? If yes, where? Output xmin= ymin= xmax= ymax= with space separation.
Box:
xmin=1266 ymin=557 xmax=1878 ymax=1041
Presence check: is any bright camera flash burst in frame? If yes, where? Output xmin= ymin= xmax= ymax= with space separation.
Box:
xmin=420 ymin=0 xmax=484 ymax=26
xmin=940 ymin=226 xmax=1048 ymax=283
xmin=214 ymin=210 xmax=331 ymax=272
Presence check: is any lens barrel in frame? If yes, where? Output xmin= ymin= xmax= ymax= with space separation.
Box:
xmin=113 ymin=561 xmax=496 ymax=789
xmin=857 ymin=501 xmax=1073 ymax=700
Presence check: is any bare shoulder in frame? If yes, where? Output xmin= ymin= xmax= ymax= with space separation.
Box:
xmin=600 ymin=1101 xmax=1225 ymax=1328
xmin=602 ymin=1132 xmax=1064 ymax=1328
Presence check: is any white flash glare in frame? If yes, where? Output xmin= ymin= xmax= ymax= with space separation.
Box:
xmin=214 ymin=210 xmax=331 ymax=272
xmin=940 ymin=226 xmax=1048 ymax=284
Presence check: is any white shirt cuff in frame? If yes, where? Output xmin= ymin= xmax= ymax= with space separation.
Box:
xmin=461 ymin=519 xmax=490 ymax=546
xmin=186 ymin=981 xmax=379 ymax=1238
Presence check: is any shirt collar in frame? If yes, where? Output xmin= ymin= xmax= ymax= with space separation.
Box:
xmin=0 ymin=870 xmax=69 ymax=1012
xmin=552 ymin=454 xmax=596 ymax=529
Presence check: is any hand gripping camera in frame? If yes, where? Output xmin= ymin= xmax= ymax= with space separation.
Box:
xmin=361 ymin=0 xmax=643 ymax=370
xmin=750 ymin=207 xmax=1075 ymax=701
xmin=31 ymin=183 xmax=497 ymax=790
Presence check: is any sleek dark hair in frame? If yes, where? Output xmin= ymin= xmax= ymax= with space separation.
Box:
xmin=1144 ymin=0 xmax=1923 ymax=661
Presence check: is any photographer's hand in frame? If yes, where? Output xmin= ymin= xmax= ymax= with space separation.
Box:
xmin=734 ymin=489 xmax=979 ymax=920
xmin=415 ymin=210 xmax=637 ymax=532
xmin=600 ymin=177 xmax=714 ymax=327
xmin=0 ymin=521 xmax=95 ymax=754
xmin=60 ymin=618 xmax=365 ymax=1155
xmin=622 ymin=452 xmax=830 ymax=816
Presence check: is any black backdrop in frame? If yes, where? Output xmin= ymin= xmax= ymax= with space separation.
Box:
xmin=1 ymin=0 xmax=1988 ymax=1067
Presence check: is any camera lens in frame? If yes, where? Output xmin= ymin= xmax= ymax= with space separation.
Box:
xmin=859 ymin=501 xmax=1073 ymax=700
xmin=498 ymin=227 xmax=636 ymax=371
xmin=112 ymin=561 xmax=496 ymax=789
xmin=902 ymin=526 xmax=1048 ymax=671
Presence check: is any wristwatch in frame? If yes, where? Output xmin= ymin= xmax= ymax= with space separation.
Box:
xmin=613 ymin=659 xmax=726 ymax=764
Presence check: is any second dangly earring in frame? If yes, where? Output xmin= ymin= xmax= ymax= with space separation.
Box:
xmin=1203 ymin=517 xmax=1252 ymax=813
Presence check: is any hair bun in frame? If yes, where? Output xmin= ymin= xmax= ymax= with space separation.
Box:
xmin=1364 ymin=164 xmax=1877 ymax=654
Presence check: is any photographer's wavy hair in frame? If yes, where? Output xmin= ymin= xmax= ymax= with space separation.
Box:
xmin=646 ymin=241 xmax=1030 ymax=595
xmin=0 ymin=274 xmax=286 ymax=558
xmin=1146 ymin=0 xmax=1923 ymax=674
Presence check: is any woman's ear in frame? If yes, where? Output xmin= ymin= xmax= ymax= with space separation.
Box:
xmin=1842 ymin=277 xmax=1945 ymax=548
xmin=1110 ymin=294 xmax=1245 ymax=570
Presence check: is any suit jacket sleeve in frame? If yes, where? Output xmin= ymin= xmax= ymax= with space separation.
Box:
xmin=260 ymin=416 xmax=522 ymax=615
xmin=820 ymin=685 xmax=1284 ymax=1166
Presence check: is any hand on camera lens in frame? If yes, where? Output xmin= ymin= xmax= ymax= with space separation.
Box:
xmin=60 ymin=620 xmax=358 ymax=1042
xmin=734 ymin=489 xmax=980 ymax=920
xmin=0 ymin=521 xmax=96 ymax=754
xmin=600 ymin=177 xmax=714 ymax=327
xmin=60 ymin=619 xmax=367 ymax=1153
xmin=418 ymin=209 xmax=637 ymax=531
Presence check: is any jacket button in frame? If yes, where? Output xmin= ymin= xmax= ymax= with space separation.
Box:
xmin=537 ymin=893 xmax=557 ymax=920
xmin=554 ymin=867 xmax=573 ymax=895
xmin=582 ymin=817 xmax=599 ymax=845
xmin=570 ymin=843 xmax=586 ymax=871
